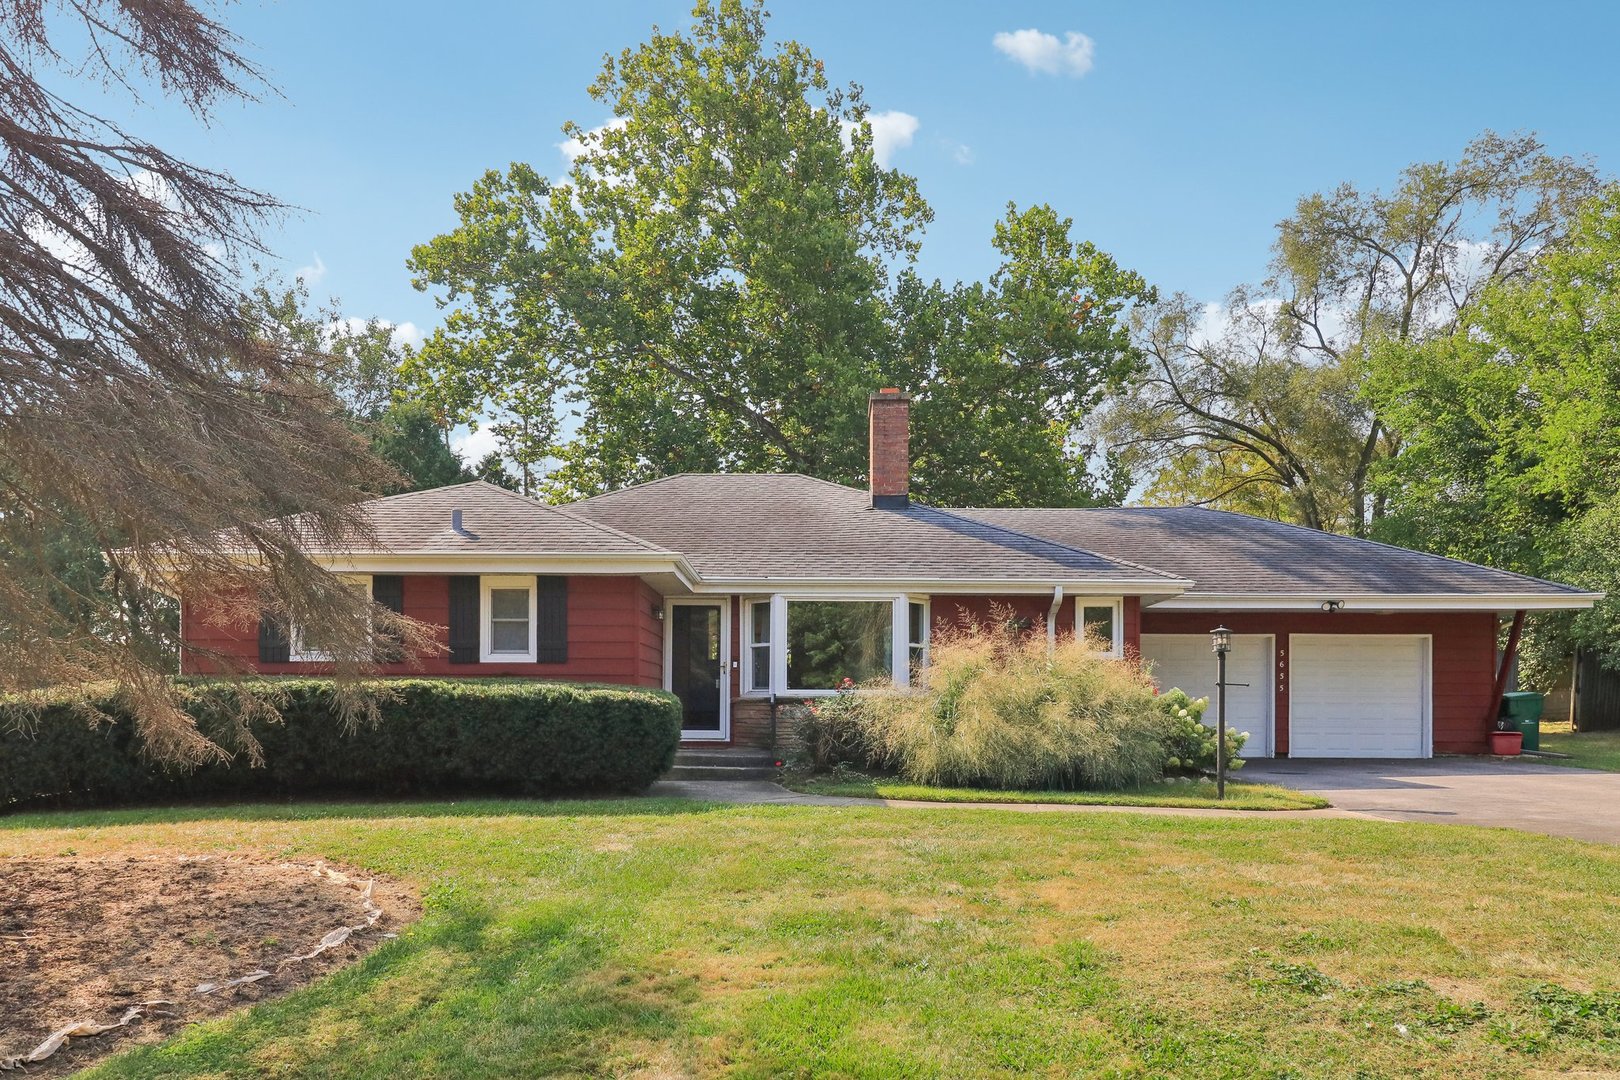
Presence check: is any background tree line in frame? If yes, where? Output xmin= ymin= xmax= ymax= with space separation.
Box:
xmin=402 ymin=0 xmax=1619 ymax=684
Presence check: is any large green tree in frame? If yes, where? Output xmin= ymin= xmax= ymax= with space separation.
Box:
xmin=1104 ymin=133 xmax=1599 ymax=535
xmin=252 ymin=280 xmax=471 ymax=493
xmin=1366 ymin=186 xmax=1620 ymax=675
xmin=407 ymin=0 xmax=1150 ymax=506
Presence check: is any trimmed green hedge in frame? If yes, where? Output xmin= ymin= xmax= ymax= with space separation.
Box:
xmin=0 ymin=678 xmax=683 ymax=810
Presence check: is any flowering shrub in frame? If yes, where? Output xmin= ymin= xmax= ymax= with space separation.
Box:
xmin=791 ymin=686 xmax=868 ymax=770
xmin=1156 ymin=688 xmax=1247 ymax=774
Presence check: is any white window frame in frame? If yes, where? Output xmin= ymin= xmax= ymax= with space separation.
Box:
xmin=480 ymin=574 xmax=537 ymax=663
xmin=906 ymin=596 xmax=931 ymax=682
xmin=1076 ymin=597 xmax=1125 ymax=658
xmin=741 ymin=596 xmax=773 ymax=698
xmin=289 ymin=574 xmax=372 ymax=662
xmin=771 ymin=593 xmax=918 ymax=697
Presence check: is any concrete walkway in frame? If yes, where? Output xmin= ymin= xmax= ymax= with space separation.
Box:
xmin=1239 ymin=758 xmax=1620 ymax=844
xmin=653 ymin=758 xmax=1620 ymax=844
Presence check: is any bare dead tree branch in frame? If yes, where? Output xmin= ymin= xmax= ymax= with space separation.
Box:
xmin=0 ymin=0 xmax=433 ymax=762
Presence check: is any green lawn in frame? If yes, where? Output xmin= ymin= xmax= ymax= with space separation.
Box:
xmin=783 ymin=772 xmax=1328 ymax=810
xmin=1537 ymin=721 xmax=1620 ymax=771
xmin=5 ymin=798 xmax=1620 ymax=1078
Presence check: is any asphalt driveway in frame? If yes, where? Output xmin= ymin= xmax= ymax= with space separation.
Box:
xmin=1241 ymin=758 xmax=1620 ymax=844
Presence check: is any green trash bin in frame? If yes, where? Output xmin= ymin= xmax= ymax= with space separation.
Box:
xmin=1501 ymin=692 xmax=1544 ymax=752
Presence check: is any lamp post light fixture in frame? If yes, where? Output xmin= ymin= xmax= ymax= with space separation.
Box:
xmin=1210 ymin=626 xmax=1232 ymax=800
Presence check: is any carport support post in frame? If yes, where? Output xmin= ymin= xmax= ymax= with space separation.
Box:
xmin=1486 ymin=609 xmax=1528 ymax=731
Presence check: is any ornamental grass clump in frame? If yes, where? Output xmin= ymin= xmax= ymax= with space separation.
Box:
xmin=860 ymin=624 xmax=1172 ymax=791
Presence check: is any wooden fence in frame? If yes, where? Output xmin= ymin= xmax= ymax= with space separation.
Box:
xmin=1576 ymin=651 xmax=1620 ymax=731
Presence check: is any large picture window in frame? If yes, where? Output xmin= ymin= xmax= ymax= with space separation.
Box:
xmin=785 ymin=599 xmax=894 ymax=691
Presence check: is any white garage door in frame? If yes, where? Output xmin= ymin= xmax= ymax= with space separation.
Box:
xmin=1290 ymin=635 xmax=1429 ymax=758
xmin=1141 ymin=634 xmax=1273 ymax=757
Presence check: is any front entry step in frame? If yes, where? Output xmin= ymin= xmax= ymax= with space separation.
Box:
xmin=666 ymin=748 xmax=779 ymax=781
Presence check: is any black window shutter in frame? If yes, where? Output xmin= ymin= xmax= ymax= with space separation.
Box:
xmin=372 ymin=575 xmax=406 ymax=663
xmin=258 ymin=614 xmax=290 ymax=664
xmin=536 ymin=575 xmax=568 ymax=663
xmin=448 ymin=576 xmax=480 ymax=664
xmin=372 ymin=575 xmax=405 ymax=614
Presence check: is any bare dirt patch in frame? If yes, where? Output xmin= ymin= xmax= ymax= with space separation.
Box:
xmin=0 ymin=854 xmax=417 ymax=1077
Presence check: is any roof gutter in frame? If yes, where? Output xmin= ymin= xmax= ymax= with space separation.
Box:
xmin=684 ymin=576 xmax=1193 ymax=594
xmin=1046 ymin=585 xmax=1063 ymax=655
xmin=1151 ymin=592 xmax=1603 ymax=612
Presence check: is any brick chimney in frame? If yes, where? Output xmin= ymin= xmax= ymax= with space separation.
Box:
xmin=868 ymin=388 xmax=910 ymax=509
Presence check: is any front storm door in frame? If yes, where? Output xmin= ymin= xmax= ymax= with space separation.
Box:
xmin=671 ymin=604 xmax=723 ymax=736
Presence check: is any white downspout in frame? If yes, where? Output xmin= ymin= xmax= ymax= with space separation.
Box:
xmin=1046 ymin=585 xmax=1064 ymax=655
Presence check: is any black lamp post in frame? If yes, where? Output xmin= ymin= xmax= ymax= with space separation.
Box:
xmin=1210 ymin=625 xmax=1232 ymax=800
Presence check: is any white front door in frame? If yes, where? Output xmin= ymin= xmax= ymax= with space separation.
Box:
xmin=1289 ymin=634 xmax=1430 ymax=758
xmin=1142 ymin=633 xmax=1275 ymax=757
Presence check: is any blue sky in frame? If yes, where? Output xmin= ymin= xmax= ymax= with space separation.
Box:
xmin=63 ymin=2 xmax=1620 ymax=381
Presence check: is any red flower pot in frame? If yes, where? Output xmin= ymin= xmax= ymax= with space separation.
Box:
xmin=1490 ymin=730 xmax=1523 ymax=756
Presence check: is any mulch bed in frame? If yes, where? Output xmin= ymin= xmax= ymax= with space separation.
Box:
xmin=0 ymin=854 xmax=417 ymax=1077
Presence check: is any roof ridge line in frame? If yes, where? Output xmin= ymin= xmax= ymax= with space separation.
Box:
xmin=793 ymin=473 xmax=867 ymax=495
xmin=477 ymin=482 xmax=677 ymax=554
xmin=546 ymin=505 xmax=678 ymax=554
xmin=567 ymin=472 xmax=698 ymax=505
xmin=940 ymin=507 xmax=1186 ymax=583
xmin=356 ymin=479 xmax=491 ymax=506
xmin=569 ymin=471 xmax=867 ymax=507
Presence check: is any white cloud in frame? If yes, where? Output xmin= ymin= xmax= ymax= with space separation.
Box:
xmin=389 ymin=320 xmax=424 ymax=350
xmin=867 ymin=111 xmax=920 ymax=166
xmin=558 ymin=117 xmax=628 ymax=166
xmin=327 ymin=315 xmax=423 ymax=352
xmin=452 ymin=422 xmax=501 ymax=464
xmin=993 ymin=28 xmax=1096 ymax=77
xmin=294 ymin=252 xmax=327 ymax=285
xmin=949 ymin=141 xmax=975 ymax=166
xmin=839 ymin=110 xmax=920 ymax=167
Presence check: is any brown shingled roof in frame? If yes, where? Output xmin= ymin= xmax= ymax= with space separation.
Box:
xmin=297 ymin=481 xmax=673 ymax=557
xmin=265 ymin=475 xmax=1592 ymax=602
xmin=569 ymin=474 xmax=1185 ymax=587
xmin=961 ymin=506 xmax=1591 ymax=599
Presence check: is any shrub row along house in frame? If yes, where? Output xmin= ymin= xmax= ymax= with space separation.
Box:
xmin=181 ymin=390 xmax=1599 ymax=758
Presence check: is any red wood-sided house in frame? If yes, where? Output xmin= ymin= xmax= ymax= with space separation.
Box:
xmin=181 ymin=390 xmax=1600 ymax=757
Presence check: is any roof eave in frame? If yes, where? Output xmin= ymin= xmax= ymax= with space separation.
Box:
xmin=683 ymin=575 xmax=1196 ymax=595
xmin=1153 ymin=592 xmax=1603 ymax=612
xmin=206 ymin=550 xmax=702 ymax=590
